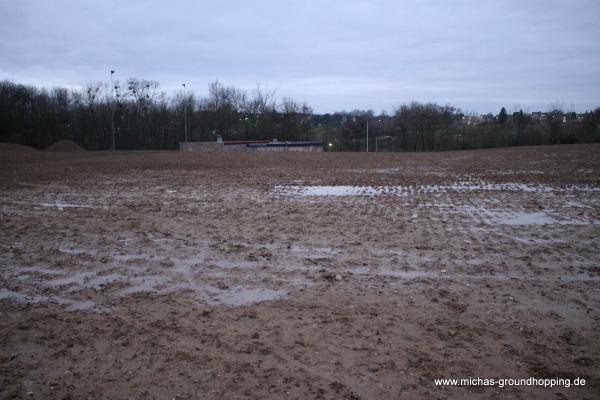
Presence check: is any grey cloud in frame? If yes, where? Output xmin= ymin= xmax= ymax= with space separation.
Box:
xmin=0 ymin=0 xmax=598 ymax=113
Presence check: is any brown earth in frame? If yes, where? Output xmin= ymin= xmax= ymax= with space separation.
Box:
xmin=0 ymin=143 xmax=38 ymax=153
xmin=45 ymin=139 xmax=86 ymax=152
xmin=1 ymin=144 xmax=599 ymax=399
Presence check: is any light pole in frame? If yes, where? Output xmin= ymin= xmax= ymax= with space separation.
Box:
xmin=182 ymin=83 xmax=188 ymax=142
xmin=366 ymin=119 xmax=369 ymax=153
xmin=110 ymin=70 xmax=115 ymax=152
xmin=376 ymin=118 xmax=382 ymax=152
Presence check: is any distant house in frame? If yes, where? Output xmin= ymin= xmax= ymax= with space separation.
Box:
xmin=480 ymin=113 xmax=496 ymax=122
xmin=247 ymin=140 xmax=323 ymax=152
xmin=180 ymin=139 xmax=323 ymax=152
xmin=531 ymin=112 xmax=548 ymax=121
xmin=460 ymin=115 xmax=481 ymax=126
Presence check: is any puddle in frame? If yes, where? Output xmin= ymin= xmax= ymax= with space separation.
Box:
xmin=345 ymin=267 xmax=436 ymax=279
xmin=12 ymin=266 xmax=64 ymax=276
xmin=286 ymin=243 xmax=340 ymax=257
xmin=0 ymin=288 xmax=101 ymax=312
xmin=279 ymin=186 xmax=386 ymax=196
xmin=0 ymin=287 xmax=47 ymax=304
xmin=41 ymin=202 xmax=94 ymax=210
xmin=274 ymin=183 xmax=600 ymax=197
xmin=509 ymin=236 xmax=566 ymax=245
xmin=55 ymin=298 xmax=100 ymax=312
xmin=83 ymin=273 xmax=128 ymax=289
xmin=419 ymin=204 xmax=599 ymax=226
xmin=46 ymin=272 xmax=96 ymax=287
xmin=45 ymin=272 xmax=128 ymax=291
xmin=113 ymin=253 xmax=157 ymax=262
xmin=213 ymin=259 xmax=257 ymax=269
xmin=482 ymin=210 xmax=598 ymax=225
xmin=208 ymin=286 xmax=286 ymax=306
xmin=118 ymin=278 xmax=286 ymax=306
xmin=59 ymin=247 xmax=98 ymax=255
xmin=487 ymin=211 xmax=555 ymax=225
xmin=488 ymin=170 xmax=545 ymax=175
xmin=118 ymin=275 xmax=167 ymax=295
xmin=343 ymin=267 xmax=600 ymax=283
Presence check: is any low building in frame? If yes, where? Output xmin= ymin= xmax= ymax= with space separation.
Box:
xmin=180 ymin=139 xmax=323 ymax=152
xmin=459 ymin=115 xmax=481 ymax=126
xmin=247 ymin=141 xmax=323 ymax=152
xmin=179 ymin=141 xmax=223 ymax=152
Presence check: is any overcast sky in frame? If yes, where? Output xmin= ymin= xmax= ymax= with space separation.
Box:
xmin=1 ymin=0 xmax=599 ymax=114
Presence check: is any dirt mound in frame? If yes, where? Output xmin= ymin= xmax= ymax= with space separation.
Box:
xmin=0 ymin=142 xmax=38 ymax=152
xmin=46 ymin=139 xmax=86 ymax=152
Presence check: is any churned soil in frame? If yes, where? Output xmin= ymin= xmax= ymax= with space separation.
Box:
xmin=1 ymin=144 xmax=599 ymax=399
xmin=0 ymin=142 xmax=38 ymax=153
xmin=45 ymin=139 xmax=86 ymax=152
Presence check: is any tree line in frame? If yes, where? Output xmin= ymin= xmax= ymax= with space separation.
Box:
xmin=1 ymin=79 xmax=599 ymax=151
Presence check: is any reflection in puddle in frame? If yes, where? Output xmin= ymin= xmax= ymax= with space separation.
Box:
xmin=274 ymin=183 xmax=600 ymax=197
xmin=0 ymin=288 xmax=101 ymax=312
xmin=208 ymin=286 xmax=286 ymax=306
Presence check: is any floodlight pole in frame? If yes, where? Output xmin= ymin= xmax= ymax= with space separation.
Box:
xmin=182 ymin=83 xmax=188 ymax=142
xmin=376 ymin=118 xmax=382 ymax=153
xmin=110 ymin=70 xmax=115 ymax=152
xmin=366 ymin=119 xmax=369 ymax=153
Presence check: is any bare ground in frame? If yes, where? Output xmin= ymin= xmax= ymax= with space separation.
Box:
xmin=1 ymin=144 xmax=599 ymax=399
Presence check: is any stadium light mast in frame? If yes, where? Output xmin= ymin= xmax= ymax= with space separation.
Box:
xmin=376 ymin=118 xmax=382 ymax=152
xmin=182 ymin=83 xmax=188 ymax=142
xmin=366 ymin=119 xmax=369 ymax=153
xmin=110 ymin=70 xmax=115 ymax=152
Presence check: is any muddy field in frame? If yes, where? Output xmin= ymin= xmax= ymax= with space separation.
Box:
xmin=1 ymin=144 xmax=599 ymax=399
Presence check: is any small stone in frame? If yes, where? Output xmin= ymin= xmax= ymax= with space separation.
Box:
xmin=200 ymin=309 xmax=211 ymax=317
xmin=160 ymin=259 xmax=175 ymax=268
xmin=368 ymin=367 xmax=379 ymax=373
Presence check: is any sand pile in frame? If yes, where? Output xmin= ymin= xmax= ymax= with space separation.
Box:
xmin=0 ymin=142 xmax=39 ymax=152
xmin=46 ymin=139 xmax=86 ymax=152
